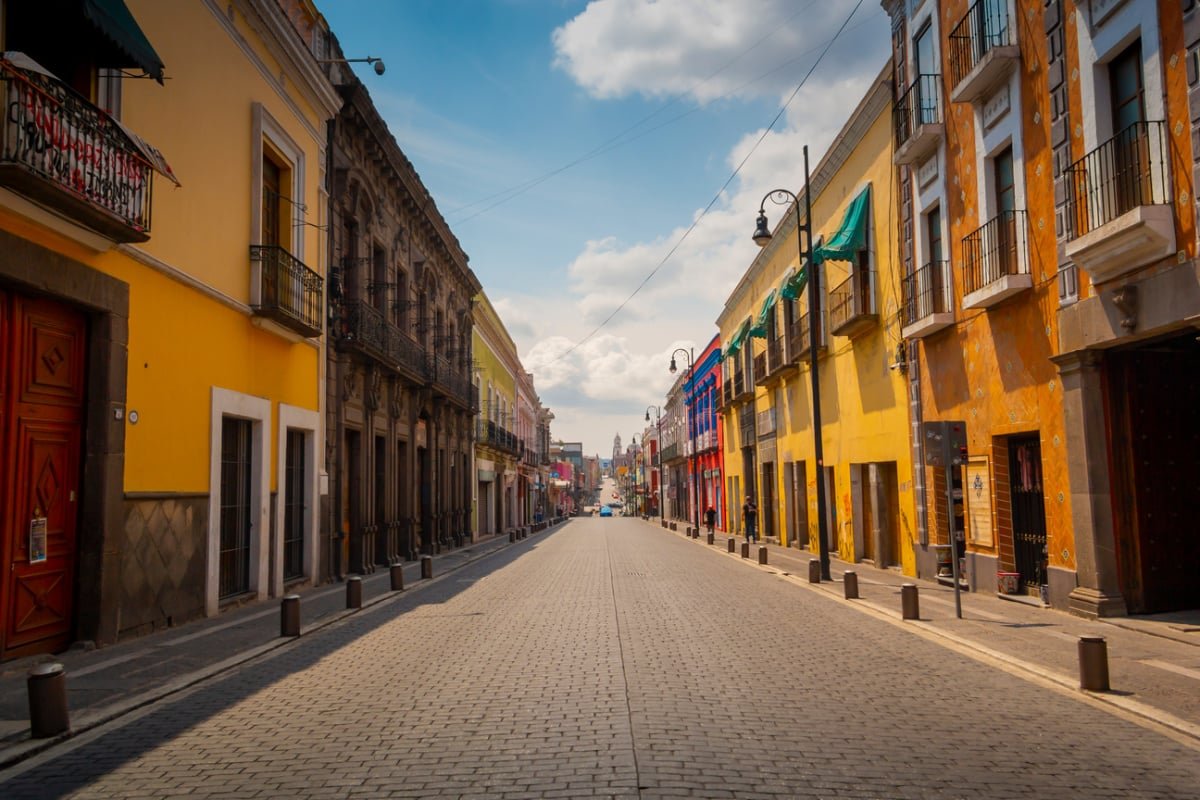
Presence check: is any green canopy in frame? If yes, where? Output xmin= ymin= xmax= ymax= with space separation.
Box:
xmin=780 ymin=264 xmax=809 ymax=300
xmin=813 ymin=185 xmax=871 ymax=264
xmin=723 ymin=318 xmax=752 ymax=359
xmin=749 ymin=289 xmax=778 ymax=338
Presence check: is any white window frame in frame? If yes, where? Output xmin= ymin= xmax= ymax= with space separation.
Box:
xmin=974 ymin=74 xmax=1027 ymax=226
xmin=1076 ymin=0 xmax=1166 ymax=151
xmin=207 ymin=387 xmax=271 ymax=616
xmin=251 ymin=103 xmax=306 ymax=257
xmin=274 ymin=403 xmax=320 ymax=597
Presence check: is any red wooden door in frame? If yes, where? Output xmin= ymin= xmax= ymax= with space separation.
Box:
xmin=0 ymin=291 xmax=86 ymax=659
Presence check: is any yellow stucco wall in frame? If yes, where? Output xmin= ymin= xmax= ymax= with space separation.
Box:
xmin=721 ymin=85 xmax=918 ymax=573
xmin=14 ymin=1 xmax=333 ymax=493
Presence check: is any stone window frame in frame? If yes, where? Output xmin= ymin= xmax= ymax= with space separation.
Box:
xmin=973 ymin=75 xmax=1027 ymax=234
xmin=1075 ymin=0 xmax=1167 ymax=152
xmin=274 ymin=403 xmax=320 ymax=596
xmin=206 ymin=387 xmax=271 ymax=616
xmin=251 ymin=103 xmax=307 ymax=259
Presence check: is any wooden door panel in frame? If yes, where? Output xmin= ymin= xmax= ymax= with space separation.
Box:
xmin=6 ymin=418 xmax=80 ymax=651
xmin=15 ymin=298 xmax=86 ymax=409
xmin=2 ymin=294 xmax=86 ymax=659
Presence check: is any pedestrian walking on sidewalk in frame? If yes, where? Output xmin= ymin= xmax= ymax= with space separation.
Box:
xmin=704 ymin=505 xmax=717 ymax=534
xmin=742 ymin=496 xmax=758 ymax=544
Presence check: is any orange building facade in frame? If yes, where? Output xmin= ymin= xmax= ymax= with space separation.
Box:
xmin=884 ymin=0 xmax=1200 ymax=616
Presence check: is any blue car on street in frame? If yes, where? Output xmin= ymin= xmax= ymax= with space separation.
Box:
xmin=599 ymin=506 xmax=613 ymax=517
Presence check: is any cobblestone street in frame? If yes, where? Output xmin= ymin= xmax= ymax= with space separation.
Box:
xmin=2 ymin=518 xmax=1198 ymax=799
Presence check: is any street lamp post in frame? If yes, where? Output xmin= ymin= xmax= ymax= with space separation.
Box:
xmin=669 ymin=348 xmax=699 ymax=534
xmin=644 ymin=405 xmax=663 ymax=521
xmin=751 ymin=145 xmax=831 ymax=580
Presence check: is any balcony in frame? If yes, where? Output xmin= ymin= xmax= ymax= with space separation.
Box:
xmin=661 ymin=443 xmax=681 ymax=464
xmin=250 ymin=246 xmax=323 ymax=338
xmin=384 ymin=325 xmax=427 ymax=381
xmin=829 ymin=270 xmax=878 ymax=337
xmin=795 ymin=309 xmax=827 ymax=358
xmin=753 ymin=351 xmax=769 ymax=387
xmin=1 ymin=59 xmax=156 ymax=242
xmin=1064 ymin=121 xmax=1174 ymax=284
xmin=948 ymin=0 xmax=1019 ymax=104
xmin=477 ymin=420 xmax=520 ymax=455
xmin=339 ymin=300 xmax=390 ymax=361
xmin=765 ymin=330 xmax=797 ymax=380
xmin=901 ymin=261 xmax=954 ymax=339
xmin=894 ymin=74 xmax=944 ymax=165
xmin=731 ymin=370 xmax=753 ymax=404
xmin=961 ymin=210 xmax=1031 ymax=310
xmin=429 ymin=354 xmax=473 ymax=409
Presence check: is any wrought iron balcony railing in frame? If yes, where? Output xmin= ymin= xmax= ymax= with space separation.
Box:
xmin=1065 ymin=121 xmax=1168 ymax=239
xmin=948 ymin=0 xmax=1018 ymax=101
xmin=795 ymin=309 xmax=827 ymax=357
xmin=429 ymin=353 xmax=473 ymax=408
xmin=829 ymin=270 xmax=878 ymax=337
xmin=894 ymin=74 xmax=943 ymax=164
xmin=250 ymin=246 xmax=323 ymax=337
xmin=477 ymin=420 xmax=520 ymax=455
xmin=901 ymin=260 xmax=954 ymax=331
xmin=753 ymin=351 xmax=768 ymax=386
xmin=1 ymin=60 xmax=154 ymax=241
xmin=339 ymin=299 xmax=389 ymax=360
xmin=961 ymin=210 xmax=1029 ymax=300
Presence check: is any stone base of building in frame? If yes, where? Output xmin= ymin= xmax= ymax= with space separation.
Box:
xmin=1068 ymin=586 xmax=1128 ymax=620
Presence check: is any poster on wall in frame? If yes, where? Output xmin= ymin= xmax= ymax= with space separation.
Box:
xmin=965 ymin=458 xmax=993 ymax=547
xmin=29 ymin=517 xmax=48 ymax=564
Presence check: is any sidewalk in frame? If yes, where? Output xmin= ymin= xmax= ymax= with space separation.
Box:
xmin=0 ymin=525 xmax=553 ymax=768
xmin=655 ymin=519 xmax=1200 ymax=743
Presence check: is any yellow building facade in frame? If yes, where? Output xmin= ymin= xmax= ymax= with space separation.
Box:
xmin=472 ymin=292 xmax=519 ymax=537
xmin=0 ymin=0 xmax=339 ymax=659
xmin=718 ymin=66 xmax=918 ymax=574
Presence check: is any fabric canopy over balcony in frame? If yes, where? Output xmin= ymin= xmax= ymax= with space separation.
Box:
xmin=781 ymin=264 xmax=809 ymax=300
xmin=749 ymin=288 xmax=778 ymax=338
xmin=813 ymin=184 xmax=871 ymax=264
xmin=721 ymin=317 xmax=752 ymax=359
xmin=82 ymin=0 xmax=165 ymax=82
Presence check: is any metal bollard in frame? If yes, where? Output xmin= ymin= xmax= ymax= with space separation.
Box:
xmin=346 ymin=576 xmax=363 ymax=609
xmin=280 ymin=594 xmax=301 ymax=636
xmin=740 ymin=542 xmax=750 ymax=559
xmin=727 ymin=537 xmax=736 ymax=553
xmin=27 ymin=663 xmax=69 ymax=739
xmin=706 ymin=532 xmax=715 ymax=545
xmin=421 ymin=555 xmax=433 ymax=580
xmin=1078 ymin=635 xmax=1110 ymax=691
xmin=843 ymin=571 xmax=859 ymax=599
xmin=808 ymin=559 xmax=821 ymax=583
xmin=758 ymin=545 xmax=768 ymax=565
xmin=390 ymin=563 xmax=405 ymax=591
xmin=901 ymin=583 xmax=920 ymax=620
xmin=509 ymin=530 xmax=516 ymax=543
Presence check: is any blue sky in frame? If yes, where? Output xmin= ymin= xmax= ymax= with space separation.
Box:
xmin=318 ymin=0 xmax=891 ymax=456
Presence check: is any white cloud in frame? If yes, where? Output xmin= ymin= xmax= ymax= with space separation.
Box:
xmin=482 ymin=0 xmax=891 ymax=453
xmin=552 ymin=0 xmax=885 ymax=103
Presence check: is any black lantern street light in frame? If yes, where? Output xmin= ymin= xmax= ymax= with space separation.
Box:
xmin=644 ymin=405 xmax=663 ymax=521
xmin=669 ymin=348 xmax=699 ymax=533
xmin=751 ymin=145 xmax=831 ymax=580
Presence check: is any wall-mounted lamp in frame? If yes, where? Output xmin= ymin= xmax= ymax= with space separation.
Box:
xmin=319 ymin=56 xmax=386 ymax=76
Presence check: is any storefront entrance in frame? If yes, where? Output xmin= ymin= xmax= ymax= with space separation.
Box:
xmin=0 ymin=290 xmax=87 ymax=659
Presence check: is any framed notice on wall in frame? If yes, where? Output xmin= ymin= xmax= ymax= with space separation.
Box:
xmin=965 ymin=458 xmax=993 ymax=547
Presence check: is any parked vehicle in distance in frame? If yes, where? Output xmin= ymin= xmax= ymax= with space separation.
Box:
xmin=599 ymin=506 xmax=613 ymax=517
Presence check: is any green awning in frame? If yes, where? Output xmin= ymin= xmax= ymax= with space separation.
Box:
xmin=780 ymin=264 xmax=809 ymax=300
xmin=748 ymin=289 xmax=778 ymax=338
xmin=813 ymin=185 xmax=871 ymax=264
xmin=723 ymin=318 xmax=752 ymax=359
xmin=83 ymin=0 xmax=166 ymax=83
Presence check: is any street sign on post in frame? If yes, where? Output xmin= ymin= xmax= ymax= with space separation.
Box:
xmin=922 ymin=420 xmax=968 ymax=619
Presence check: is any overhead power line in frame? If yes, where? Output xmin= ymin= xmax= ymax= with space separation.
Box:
xmin=546 ymin=0 xmax=869 ymax=365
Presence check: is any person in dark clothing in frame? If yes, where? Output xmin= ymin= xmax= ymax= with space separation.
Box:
xmin=704 ymin=505 xmax=717 ymax=534
xmin=742 ymin=496 xmax=758 ymax=544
